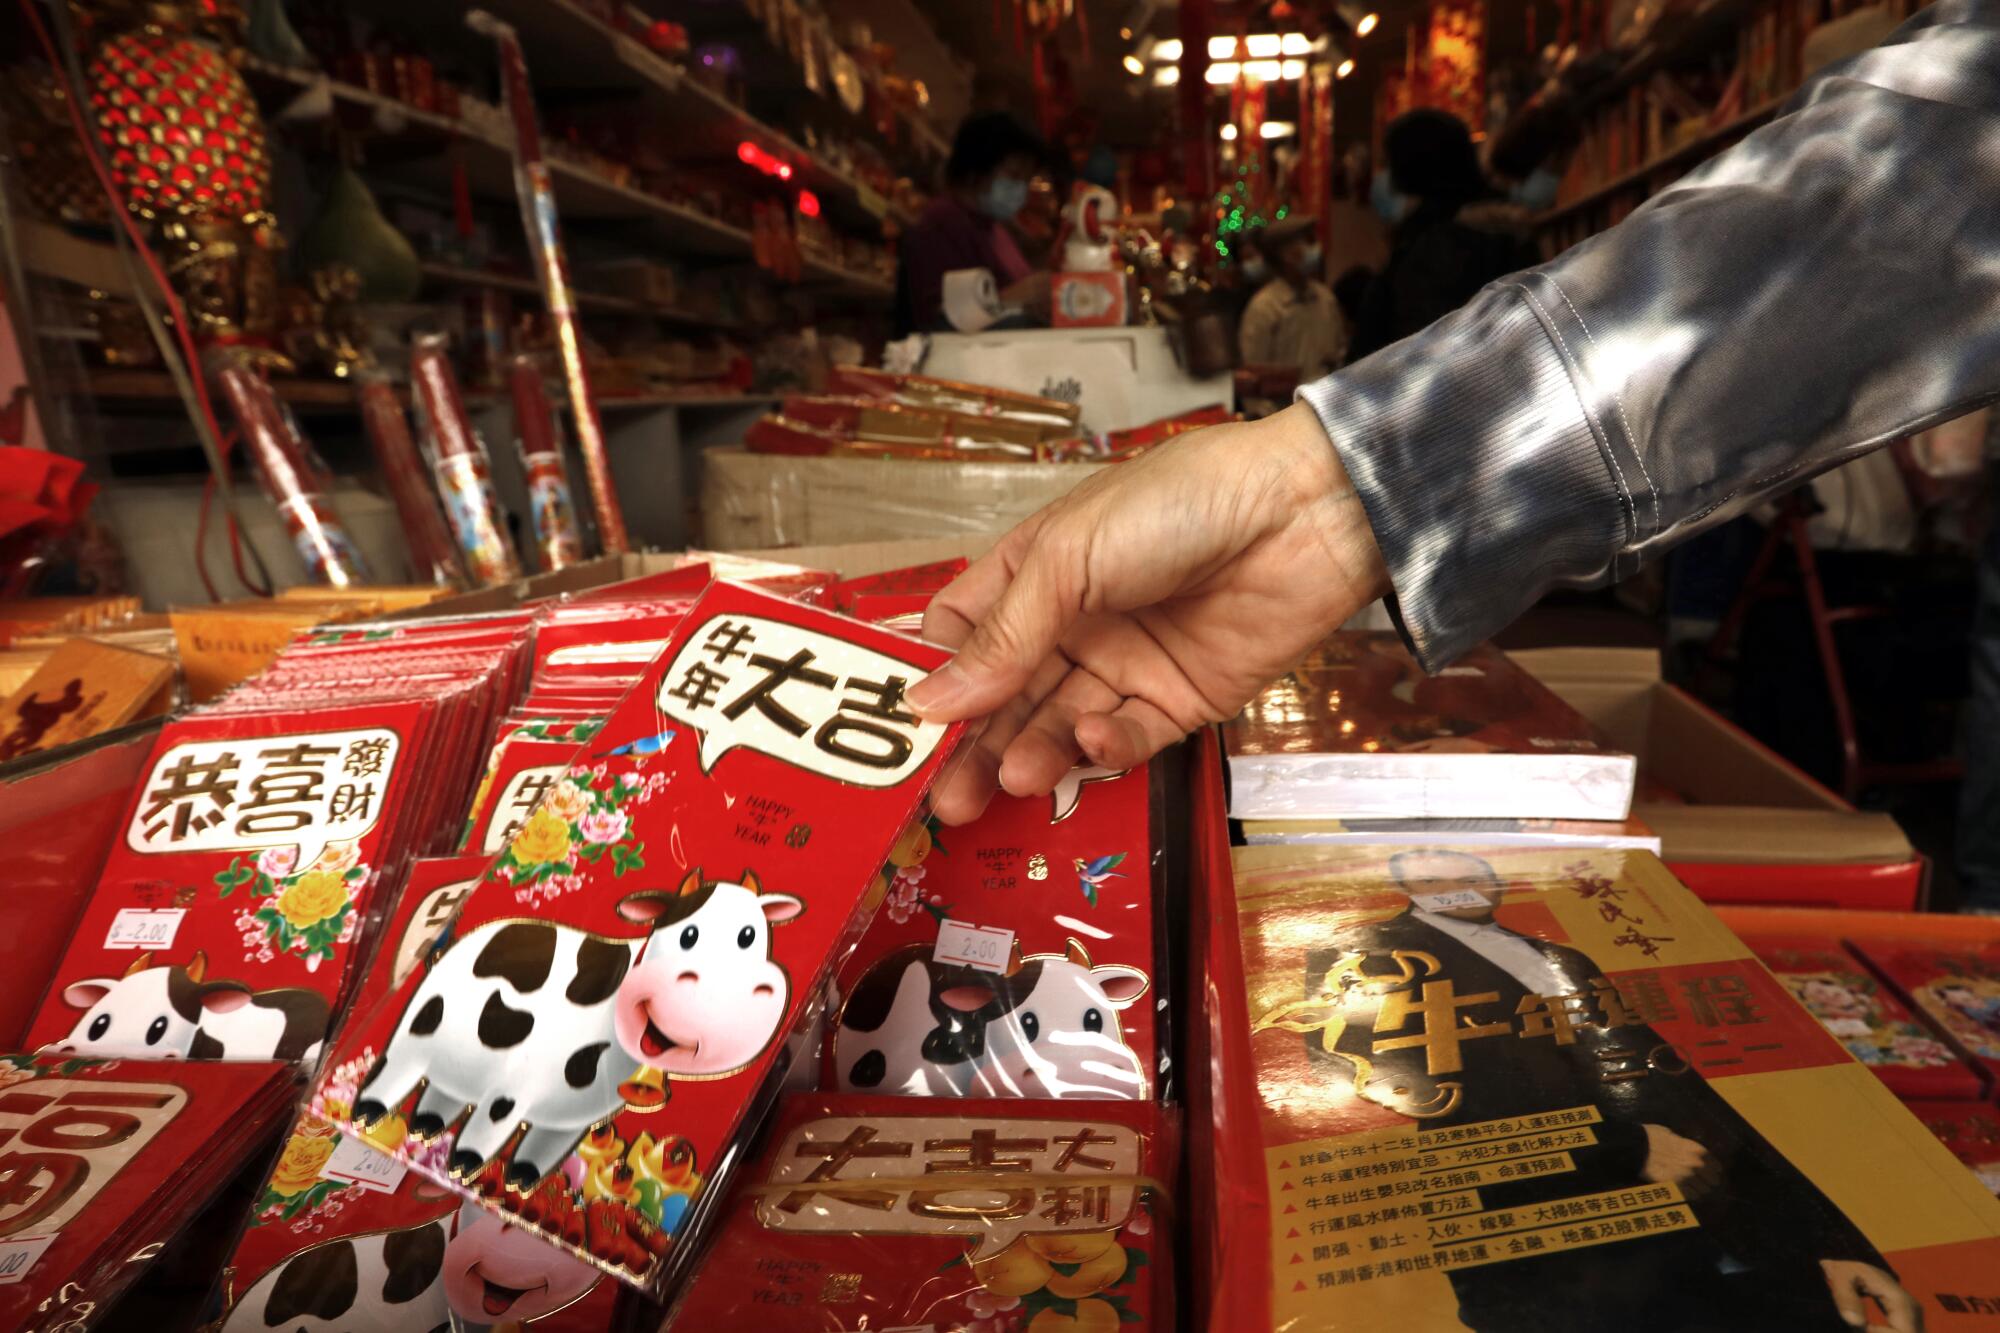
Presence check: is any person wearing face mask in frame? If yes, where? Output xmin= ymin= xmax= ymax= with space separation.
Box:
xmin=893 ymin=111 xmax=1051 ymax=336
xmin=1236 ymin=213 xmax=1346 ymax=388
xmin=1346 ymin=108 xmax=1539 ymax=363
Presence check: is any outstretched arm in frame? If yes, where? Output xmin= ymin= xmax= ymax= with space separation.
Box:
xmin=911 ymin=0 xmax=2000 ymax=822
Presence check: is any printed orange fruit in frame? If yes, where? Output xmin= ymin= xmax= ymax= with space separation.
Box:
xmin=1045 ymin=1244 xmax=1127 ymax=1298
xmin=1028 ymin=1299 xmax=1121 ymax=1333
xmin=889 ymin=822 xmax=933 ymax=867
xmin=969 ymin=1241 xmax=1054 ymax=1296
xmin=1025 ymin=1231 xmax=1118 ymax=1264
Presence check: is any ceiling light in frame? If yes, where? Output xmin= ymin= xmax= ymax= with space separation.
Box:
xmin=1336 ymin=57 xmax=1356 ymax=78
xmin=1260 ymin=120 xmax=1295 ymax=139
xmin=1119 ymin=25 xmax=1132 ymax=39
xmin=1245 ymin=59 xmax=1283 ymax=81
xmin=1357 ymin=12 xmax=1379 ymax=35
xmin=1205 ymin=61 xmax=1239 ymax=83
xmin=1152 ymin=37 xmax=1182 ymax=59
xmin=1280 ymin=32 xmax=1315 ymax=55
xmin=1245 ymin=33 xmax=1281 ymax=57
xmin=1280 ymin=59 xmax=1306 ymax=79
xmin=1122 ymin=53 xmax=1145 ymax=75
xmin=1153 ymin=64 xmax=1180 ymax=85
xmin=1207 ymin=35 xmax=1238 ymax=58
xmin=1220 ymin=123 xmax=1238 ymax=141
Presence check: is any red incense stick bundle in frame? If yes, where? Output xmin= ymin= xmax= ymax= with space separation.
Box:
xmin=508 ymin=354 xmax=588 ymax=572
xmin=469 ymin=9 xmax=630 ymax=554
xmin=410 ymin=332 xmax=523 ymax=586
xmin=208 ymin=348 xmax=370 ymax=588
xmin=356 ymin=372 xmax=465 ymax=587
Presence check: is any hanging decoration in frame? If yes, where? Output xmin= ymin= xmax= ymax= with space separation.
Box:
xmin=507 ymin=355 xmax=588 ymax=573
xmin=411 ymin=332 xmax=523 ymax=588
xmin=467 ymin=10 xmax=630 ymax=555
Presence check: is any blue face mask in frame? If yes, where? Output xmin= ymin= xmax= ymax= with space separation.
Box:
xmin=1510 ymin=166 xmax=1560 ymax=212
xmin=978 ymin=176 xmax=1029 ymax=221
xmin=1241 ymin=256 xmax=1271 ymax=284
xmin=1370 ymin=169 xmax=1409 ymax=225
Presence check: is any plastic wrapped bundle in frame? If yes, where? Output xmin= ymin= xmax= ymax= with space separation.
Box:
xmin=355 ymin=372 xmax=465 ymax=586
xmin=410 ymin=331 xmax=522 ymax=586
xmin=208 ymin=348 xmax=370 ymax=588
xmin=508 ymin=355 xmax=587 ymax=571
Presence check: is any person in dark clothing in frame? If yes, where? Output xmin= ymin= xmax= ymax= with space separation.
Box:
xmin=1302 ymin=850 xmax=1915 ymax=1333
xmin=1347 ymin=109 xmax=1539 ymax=362
xmin=893 ymin=111 xmax=1049 ymax=336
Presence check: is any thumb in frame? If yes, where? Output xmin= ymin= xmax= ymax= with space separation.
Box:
xmin=908 ymin=544 xmax=1074 ymax=722
xmin=1823 ymin=1266 xmax=1868 ymax=1328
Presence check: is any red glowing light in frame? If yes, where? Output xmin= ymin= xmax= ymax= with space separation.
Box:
xmin=735 ymin=140 xmax=794 ymax=181
xmin=797 ymin=190 xmax=820 ymax=217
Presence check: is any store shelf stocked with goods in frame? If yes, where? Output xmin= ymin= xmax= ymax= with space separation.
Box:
xmin=1512 ymin=0 xmax=1920 ymax=255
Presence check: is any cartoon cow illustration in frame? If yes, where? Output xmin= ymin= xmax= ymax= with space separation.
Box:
xmin=220 ymin=1199 xmax=600 ymax=1331
xmin=834 ymin=938 xmax=1149 ymax=1099
xmin=49 ymin=951 xmax=329 ymax=1063
xmin=353 ymin=867 xmax=800 ymax=1191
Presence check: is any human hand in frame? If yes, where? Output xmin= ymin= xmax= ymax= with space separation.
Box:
xmin=1820 ymin=1259 xmax=1923 ymax=1332
xmin=1638 ymin=1123 xmax=1722 ymax=1200
xmin=907 ymin=402 xmax=1389 ymax=824
xmin=1001 ymin=270 xmax=1052 ymax=321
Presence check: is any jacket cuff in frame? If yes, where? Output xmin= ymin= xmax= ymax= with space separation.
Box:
xmin=1297 ymin=276 xmax=1629 ymax=671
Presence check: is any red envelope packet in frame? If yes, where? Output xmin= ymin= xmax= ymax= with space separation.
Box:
xmin=662 ymin=1092 xmax=1177 ymax=1331
xmin=214 ymin=1109 xmax=628 ymax=1331
xmin=0 ymin=1052 xmax=296 ymax=1331
xmin=1742 ymin=933 xmax=1985 ymax=1099
xmin=311 ymin=582 xmax=971 ymax=1296
xmin=1906 ymin=1101 xmax=2000 ymax=1199
xmin=824 ymin=764 xmax=1160 ymax=1101
xmin=827 ymin=558 xmax=968 ymax=612
xmin=23 ymin=700 xmax=444 ymax=1065
xmin=1852 ymin=942 xmax=2000 ymax=1088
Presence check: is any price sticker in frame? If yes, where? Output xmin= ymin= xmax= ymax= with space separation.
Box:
xmin=1410 ymin=889 xmax=1493 ymax=914
xmin=104 ymin=908 xmax=185 ymax=951
xmin=0 ymin=1235 xmax=55 ymax=1286
xmin=321 ymin=1134 xmax=409 ymax=1194
xmin=933 ymin=920 xmax=1015 ymax=974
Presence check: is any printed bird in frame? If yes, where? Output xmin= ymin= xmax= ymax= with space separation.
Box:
xmin=595 ymin=729 xmax=677 ymax=759
xmin=1073 ymin=852 xmax=1129 ymax=906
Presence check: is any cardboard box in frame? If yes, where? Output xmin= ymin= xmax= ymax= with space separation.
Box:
xmin=1510 ymin=647 xmax=1923 ymax=909
xmin=699 ymin=447 xmax=1104 ymax=549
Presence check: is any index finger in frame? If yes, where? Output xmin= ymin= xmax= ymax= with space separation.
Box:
xmin=921 ymin=519 xmax=1041 ymax=650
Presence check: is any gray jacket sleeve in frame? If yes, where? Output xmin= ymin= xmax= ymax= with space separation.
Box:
xmin=1299 ymin=0 xmax=2000 ymax=670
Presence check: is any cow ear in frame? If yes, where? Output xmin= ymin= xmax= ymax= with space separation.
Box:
xmin=678 ymin=866 xmax=704 ymax=897
xmin=939 ymin=983 xmax=996 ymax=1013
xmin=63 ymin=980 xmax=113 ymax=1011
xmin=617 ymin=891 xmax=674 ymax=926
xmin=1092 ymin=965 xmax=1150 ymax=1008
xmin=739 ymin=868 xmax=763 ymax=895
xmin=198 ymin=983 xmax=253 ymax=1016
xmin=760 ymin=893 xmax=804 ymax=924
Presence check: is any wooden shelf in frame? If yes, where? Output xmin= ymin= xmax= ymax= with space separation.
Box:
xmin=85 ymin=370 xmax=779 ymax=416
xmin=1537 ymin=98 xmax=1783 ymax=230
xmin=417 ymin=261 xmax=745 ymax=329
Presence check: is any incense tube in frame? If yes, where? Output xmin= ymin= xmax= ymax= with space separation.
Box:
xmin=410 ymin=331 xmax=522 ymax=586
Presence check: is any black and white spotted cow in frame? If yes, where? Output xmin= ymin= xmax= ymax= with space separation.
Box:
xmin=49 ymin=951 xmax=329 ymax=1063
xmin=220 ymin=1199 xmax=601 ymax=1331
xmin=834 ymin=938 xmax=1149 ymax=1099
xmin=353 ymin=867 xmax=801 ymax=1190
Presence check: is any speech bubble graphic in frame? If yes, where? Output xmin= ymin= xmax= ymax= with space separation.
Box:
xmin=1050 ymin=765 xmax=1125 ymax=824
xmin=393 ymin=877 xmax=481 ymax=989
xmin=483 ymin=765 xmax=569 ymax=855
xmin=657 ymin=614 xmax=948 ymax=787
xmin=752 ymin=1114 xmax=1141 ymax=1260
xmin=124 ymin=727 xmax=398 ymax=871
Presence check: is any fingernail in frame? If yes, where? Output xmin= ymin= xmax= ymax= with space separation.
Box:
xmin=906 ymin=664 xmax=966 ymax=717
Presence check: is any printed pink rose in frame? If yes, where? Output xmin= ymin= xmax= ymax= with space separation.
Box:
xmin=578 ymin=809 xmax=629 ymax=845
xmin=258 ymin=846 xmax=299 ymax=878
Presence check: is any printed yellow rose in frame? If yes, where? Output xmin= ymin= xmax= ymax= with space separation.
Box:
xmin=269 ymin=1132 xmax=337 ymax=1196
xmin=510 ymin=807 xmax=572 ymax=866
xmin=544 ymin=780 xmax=592 ymax=824
xmin=277 ymin=871 xmax=349 ymax=931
